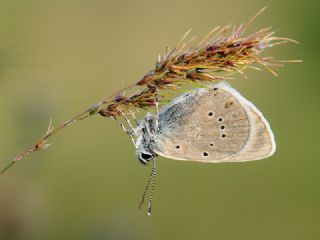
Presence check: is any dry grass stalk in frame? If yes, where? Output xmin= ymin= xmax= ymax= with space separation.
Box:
xmin=0 ymin=8 xmax=300 ymax=174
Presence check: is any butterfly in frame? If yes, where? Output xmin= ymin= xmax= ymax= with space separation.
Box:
xmin=120 ymin=81 xmax=275 ymax=215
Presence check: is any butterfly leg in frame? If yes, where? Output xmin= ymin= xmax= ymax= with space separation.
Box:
xmin=145 ymin=118 xmax=154 ymax=138
xmin=155 ymin=89 xmax=160 ymax=131
xmin=114 ymin=115 xmax=136 ymax=147
xmin=122 ymin=113 xmax=135 ymax=131
xmin=129 ymin=110 xmax=140 ymax=127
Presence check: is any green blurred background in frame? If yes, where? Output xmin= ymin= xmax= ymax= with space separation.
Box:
xmin=0 ymin=0 xmax=318 ymax=239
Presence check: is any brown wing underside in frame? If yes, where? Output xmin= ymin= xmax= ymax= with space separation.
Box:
xmin=153 ymin=84 xmax=275 ymax=162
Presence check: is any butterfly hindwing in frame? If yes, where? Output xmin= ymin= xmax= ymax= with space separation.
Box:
xmin=152 ymin=82 xmax=275 ymax=162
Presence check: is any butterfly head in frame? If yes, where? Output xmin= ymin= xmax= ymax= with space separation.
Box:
xmin=135 ymin=113 xmax=157 ymax=165
xmin=137 ymin=151 xmax=155 ymax=165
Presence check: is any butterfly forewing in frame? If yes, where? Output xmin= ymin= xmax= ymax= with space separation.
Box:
xmin=152 ymin=82 xmax=275 ymax=162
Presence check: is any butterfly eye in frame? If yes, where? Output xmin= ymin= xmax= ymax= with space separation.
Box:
xmin=140 ymin=153 xmax=153 ymax=161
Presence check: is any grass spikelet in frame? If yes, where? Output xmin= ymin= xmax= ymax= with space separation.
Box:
xmin=0 ymin=8 xmax=300 ymax=173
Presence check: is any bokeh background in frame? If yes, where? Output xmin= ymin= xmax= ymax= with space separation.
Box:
xmin=0 ymin=0 xmax=318 ymax=239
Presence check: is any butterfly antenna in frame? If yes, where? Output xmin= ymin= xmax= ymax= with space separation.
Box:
xmin=138 ymin=161 xmax=154 ymax=209
xmin=147 ymin=159 xmax=157 ymax=216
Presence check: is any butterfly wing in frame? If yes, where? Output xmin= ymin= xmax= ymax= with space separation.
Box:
xmin=152 ymin=82 xmax=275 ymax=162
